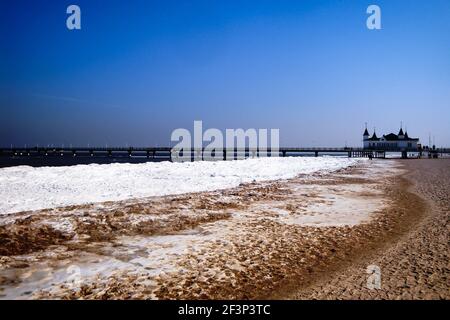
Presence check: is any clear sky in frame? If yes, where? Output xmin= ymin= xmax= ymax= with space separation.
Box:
xmin=1 ymin=0 xmax=449 ymax=147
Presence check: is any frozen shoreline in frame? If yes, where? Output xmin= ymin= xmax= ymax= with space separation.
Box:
xmin=0 ymin=157 xmax=364 ymax=215
xmin=0 ymin=158 xmax=398 ymax=299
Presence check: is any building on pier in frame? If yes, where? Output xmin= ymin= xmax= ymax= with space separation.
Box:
xmin=363 ymin=125 xmax=420 ymax=150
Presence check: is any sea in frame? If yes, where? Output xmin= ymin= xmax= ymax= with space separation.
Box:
xmin=0 ymin=152 xmax=420 ymax=168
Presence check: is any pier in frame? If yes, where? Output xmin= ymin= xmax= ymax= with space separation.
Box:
xmin=1 ymin=146 xmax=449 ymax=161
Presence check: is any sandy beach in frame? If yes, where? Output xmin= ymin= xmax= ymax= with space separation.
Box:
xmin=291 ymin=159 xmax=449 ymax=299
xmin=0 ymin=159 xmax=448 ymax=299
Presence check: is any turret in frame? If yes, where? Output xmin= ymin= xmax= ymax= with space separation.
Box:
xmin=371 ymin=130 xmax=378 ymax=140
xmin=397 ymin=121 xmax=405 ymax=139
xmin=363 ymin=123 xmax=369 ymax=141
xmin=398 ymin=127 xmax=405 ymax=139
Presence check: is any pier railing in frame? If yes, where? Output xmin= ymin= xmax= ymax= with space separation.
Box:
xmin=1 ymin=146 xmax=448 ymax=160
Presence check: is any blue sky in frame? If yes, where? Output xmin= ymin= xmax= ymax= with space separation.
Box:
xmin=1 ymin=0 xmax=449 ymax=147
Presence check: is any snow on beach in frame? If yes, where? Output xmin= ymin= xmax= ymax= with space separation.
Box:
xmin=0 ymin=157 xmax=363 ymax=215
xmin=0 ymin=157 xmax=403 ymax=300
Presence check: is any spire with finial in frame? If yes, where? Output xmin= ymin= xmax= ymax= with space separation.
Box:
xmin=398 ymin=121 xmax=404 ymax=137
xmin=363 ymin=122 xmax=369 ymax=137
xmin=372 ymin=127 xmax=378 ymax=139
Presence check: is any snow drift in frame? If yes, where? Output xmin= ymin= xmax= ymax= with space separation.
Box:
xmin=0 ymin=157 xmax=364 ymax=215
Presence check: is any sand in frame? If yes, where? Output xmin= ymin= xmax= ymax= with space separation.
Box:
xmin=290 ymin=159 xmax=449 ymax=299
xmin=0 ymin=159 xmax=448 ymax=299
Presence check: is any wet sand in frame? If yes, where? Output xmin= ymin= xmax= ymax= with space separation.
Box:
xmin=0 ymin=159 xmax=448 ymax=299
xmin=290 ymin=159 xmax=449 ymax=299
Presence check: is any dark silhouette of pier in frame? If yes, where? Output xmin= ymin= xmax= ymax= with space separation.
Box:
xmin=1 ymin=146 xmax=449 ymax=161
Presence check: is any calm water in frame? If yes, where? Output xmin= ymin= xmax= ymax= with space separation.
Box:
xmin=0 ymin=152 xmax=417 ymax=168
xmin=0 ymin=156 xmax=169 ymax=168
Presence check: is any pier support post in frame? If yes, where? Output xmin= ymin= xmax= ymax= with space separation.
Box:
xmin=315 ymin=151 xmax=319 ymax=157
xmin=348 ymin=151 xmax=352 ymax=158
xmin=401 ymin=151 xmax=408 ymax=159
